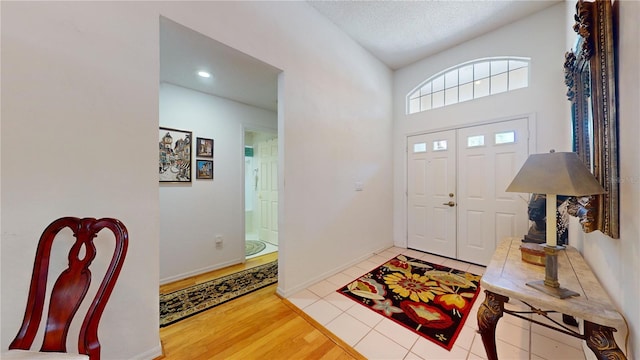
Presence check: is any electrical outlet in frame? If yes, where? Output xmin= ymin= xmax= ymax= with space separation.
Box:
xmin=215 ymin=235 xmax=223 ymax=245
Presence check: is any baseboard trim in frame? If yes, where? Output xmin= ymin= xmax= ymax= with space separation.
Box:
xmin=159 ymin=258 xmax=243 ymax=285
xmin=277 ymin=243 xmax=393 ymax=297
xmin=134 ymin=343 xmax=163 ymax=360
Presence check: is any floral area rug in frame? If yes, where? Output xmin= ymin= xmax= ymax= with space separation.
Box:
xmin=337 ymin=255 xmax=481 ymax=351
xmin=160 ymin=260 xmax=277 ymax=327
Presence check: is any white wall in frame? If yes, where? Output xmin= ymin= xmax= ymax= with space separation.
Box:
xmin=1 ymin=2 xmax=393 ymax=358
xmin=164 ymin=1 xmax=393 ymax=295
xmin=393 ymin=3 xmax=570 ymax=247
xmin=1 ymin=2 xmax=162 ymax=359
xmin=158 ymin=1 xmax=394 ymax=294
xmin=570 ymin=1 xmax=639 ymax=358
xmin=159 ymin=83 xmax=277 ymax=283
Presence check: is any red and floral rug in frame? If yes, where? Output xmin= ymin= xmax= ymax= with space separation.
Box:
xmin=337 ymin=255 xmax=481 ymax=351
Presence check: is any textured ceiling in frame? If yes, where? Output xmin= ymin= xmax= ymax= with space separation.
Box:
xmin=308 ymin=0 xmax=561 ymax=69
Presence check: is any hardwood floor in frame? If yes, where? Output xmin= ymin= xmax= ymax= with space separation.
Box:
xmin=158 ymin=253 xmax=365 ymax=360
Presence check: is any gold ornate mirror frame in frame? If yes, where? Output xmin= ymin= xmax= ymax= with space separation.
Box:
xmin=564 ymin=0 xmax=619 ymax=238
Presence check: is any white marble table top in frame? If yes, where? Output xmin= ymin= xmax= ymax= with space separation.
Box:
xmin=481 ymin=237 xmax=625 ymax=328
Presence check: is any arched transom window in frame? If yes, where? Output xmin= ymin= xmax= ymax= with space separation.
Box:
xmin=407 ymin=57 xmax=530 ymax=114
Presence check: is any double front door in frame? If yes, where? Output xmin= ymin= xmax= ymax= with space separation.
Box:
xmin=407 ymin=118 xmax=530 ymax=265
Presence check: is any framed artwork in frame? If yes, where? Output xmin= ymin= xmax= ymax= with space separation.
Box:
xmin=196 ymin=137 xmax=214 ymax=158
xmin=196 ymin=160 xmax=214 ymax=180
xmin=159 ymin=127 xmax=192 ymax=183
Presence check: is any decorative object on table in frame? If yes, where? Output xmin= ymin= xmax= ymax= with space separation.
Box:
xmin=337 ymin=255 xmax=481 ymax=351
xmin=159 ymin=260 xmax=278 ymax=327
xmin=520 ymin=193 xmax=572 ymax=265
xmin=195 ymin=159 xmax=213 ymax=180
xmin=159 ymin=127 xmax=192 ymax=183
xmin=196 ymin=137 xmax=214 ymax=158
xmin=564 ymin=0 xmax=619 ymax=238
xmin=506 ymin=150 xmax=605 ymax=298
xmin=522 ymin=194 xmax=547 ymax=244
xmin=522 ymin=194 xmax=571 ymax=245
xmin=519 ymin=243 xmax=546 ymax=266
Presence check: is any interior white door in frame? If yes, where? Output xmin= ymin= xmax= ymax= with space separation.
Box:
xmin=257 ymin=137 xmax=278 ymax=245
xmin=456 ymin=118 xmax=529 ymax=265
xmin=407 ymin=130 xmax=457 ymax=258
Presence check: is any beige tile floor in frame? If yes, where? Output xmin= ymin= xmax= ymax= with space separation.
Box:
xmin=288 ymin=247 xmax=586 ymax=360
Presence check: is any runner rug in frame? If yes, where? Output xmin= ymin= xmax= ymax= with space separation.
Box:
xmin=337 ymin=255 xmax=481 ymax=351
xmin=160 ymin=260 xmax=278 ymax=327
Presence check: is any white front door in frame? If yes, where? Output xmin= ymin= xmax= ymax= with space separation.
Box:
xmin=407 ymin=118 xmax=530 ymax=265
xmin=257 ymin=137 xmax=278 ymax=245
xmin=407 ymin=130 xmax=457 ymax=258
xmin=456 ymin=119 xmax=529 ymax=265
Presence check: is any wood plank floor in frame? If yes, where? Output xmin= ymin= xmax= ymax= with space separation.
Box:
xmin=157 ymin=253 xmax=365 ymax=360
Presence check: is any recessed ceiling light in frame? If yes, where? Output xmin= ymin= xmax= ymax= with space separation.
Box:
xmin=198 ymin=71 xmax=211 ymax=78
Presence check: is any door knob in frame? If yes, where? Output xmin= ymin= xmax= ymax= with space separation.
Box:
xmin=442 ymin=201 xmax=456 ymax=207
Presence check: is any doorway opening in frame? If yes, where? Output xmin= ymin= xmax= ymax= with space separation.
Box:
xmin=245 ymin=130 xmax=278 ymax=259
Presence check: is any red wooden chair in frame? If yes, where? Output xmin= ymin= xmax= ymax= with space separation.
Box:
xmin=3 ymin=217 xmax=128 ymax=360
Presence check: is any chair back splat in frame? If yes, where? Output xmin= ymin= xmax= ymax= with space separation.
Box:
xmin=9 ymin=217 xmax=128 ymax=360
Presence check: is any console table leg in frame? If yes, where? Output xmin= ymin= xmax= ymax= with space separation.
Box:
xmin=477 ymin=290 xmax=509 ymax=360
xmin=584 ymin=321 xmax=627 ymax=360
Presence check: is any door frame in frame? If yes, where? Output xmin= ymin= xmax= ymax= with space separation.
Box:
xmin=403 ymin=114 xmax=537 ymax=251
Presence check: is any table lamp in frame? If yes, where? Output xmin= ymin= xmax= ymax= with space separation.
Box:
xmin=506 ymin=150 xmax=605 ymax=299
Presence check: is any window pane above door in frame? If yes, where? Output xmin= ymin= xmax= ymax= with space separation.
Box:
xmin=467 ymin=135 xmax=485 ymax=147
xmin=495 ymin=131 xmax=516 ymax=144
xmin=433 ymin=140 xmax=448 ymax=151
xmin=413 ymin=142 xmax=427 ymax=153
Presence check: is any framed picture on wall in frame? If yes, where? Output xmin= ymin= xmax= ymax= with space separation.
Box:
xmin=159 ymin=127 xmax=192 ymax=183
xmin=196 ymin=137 xmax=214 ymax=158
xmin=196 ymin=160 xmax=214 ymax=180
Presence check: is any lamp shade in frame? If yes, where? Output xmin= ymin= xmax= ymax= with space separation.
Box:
xmin=506 ymin=151 xmax=605 ymax=196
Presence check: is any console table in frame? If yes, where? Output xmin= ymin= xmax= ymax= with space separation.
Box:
xmin=477 ymin=237 xmax=627 ymax=360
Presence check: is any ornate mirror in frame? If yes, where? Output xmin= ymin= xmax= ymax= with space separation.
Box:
xmin=564 ymin=0 xmax=619 ymax=238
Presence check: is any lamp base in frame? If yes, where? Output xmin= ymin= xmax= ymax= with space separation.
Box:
xmin=526 ymin=280 xmax=580 ymax=299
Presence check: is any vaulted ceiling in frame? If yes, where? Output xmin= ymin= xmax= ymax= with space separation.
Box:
xmin=160 ymin=1 xmax=561 ymax=111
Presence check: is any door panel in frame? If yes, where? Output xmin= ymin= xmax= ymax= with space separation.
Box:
xmin=457 ymin=118 xmax=529 ymax=265
xmin=407 ymin=131 xmax=457 ymax=258
xmin=257 ymin=138 xmax=278 ymax=245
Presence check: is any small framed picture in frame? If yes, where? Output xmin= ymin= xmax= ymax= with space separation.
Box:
xmin=159 ymin=127 xmax=192 ymax=183
xmin=196 ymin=160 xmax=213 ymax=179
xmin=196 ymin=137 xmax=214 ymax=158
